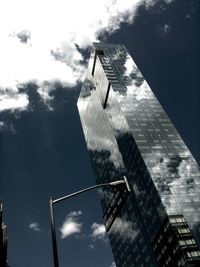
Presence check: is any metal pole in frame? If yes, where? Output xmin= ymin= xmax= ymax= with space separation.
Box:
xmin=49 ymin=197 xmax=59 ymax=267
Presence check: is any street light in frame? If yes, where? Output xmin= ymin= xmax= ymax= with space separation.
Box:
xmin=49 ymin=176 xmax=130 ymax=267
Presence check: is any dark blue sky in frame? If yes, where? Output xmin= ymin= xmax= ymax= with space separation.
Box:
xmin=0 ymin=1 xmax=199 ymax=266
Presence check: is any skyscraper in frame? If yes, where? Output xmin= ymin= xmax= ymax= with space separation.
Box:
xmin=77 ymin=43 xmax=200 ymax=267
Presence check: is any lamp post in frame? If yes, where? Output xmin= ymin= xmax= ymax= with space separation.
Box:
xmin=49 ymin=176 xmax=130 ymax=267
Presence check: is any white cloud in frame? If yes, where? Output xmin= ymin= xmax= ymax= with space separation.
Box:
xmin=16 ymin=29 xmax=31 ymax=44
xmin=164 ymin=0 xmax=174 ymax=3
xmin=163 ymin=24 xmax=171 ymax=34
xmin=0 ymin=122 xmax=5 ymax=129
xmin=78 ymin=86 xmax=126 ymax=169
xmin=29 ymin=222 xmax=41 ymax=232
xmin=110 ymin=262 xmax=116 ymax=267
xmin=60 ymin=211 xmax=82 ymax=239
xmin=0 ymin=0 xmax=168 ymax=112
xmin=110 ymin=217 xmax=139 ymax=241
xmin=0 ymin=89 xmax=29 ymax=112
xmin=123 ymin=55 xmax=156 ymax=102
xmin=37 ymin=81 xmax=56 ymax=109
xmin=124 ymin=56 xmax=138 ymax=77
xmin=91 ymin=223 xmax=106 ymax=239
xmin=0 ymin=121 xmax=16 ymax=133
xmin=157 ymin=24 xmax=171 ymax=37
xmin=106 ymin=89 xmax=130 ymax=135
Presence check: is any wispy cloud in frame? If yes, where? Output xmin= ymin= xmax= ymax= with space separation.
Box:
xmin=16 ymin=29 xmax=31 ymax=44
xmin=110 ymin=217 xmax=139 ymax=241
xmin=0 ymin=0 xmax=174 ymax=111
xmin=0 ymin=121 xmax=16 ymax=134
xmin=91 ymin=223 xmax=106 ymax=240
xmin=164 ymin=0 xmax=174 ymax=3
xmin=29 ymin=222 xmax=41 ymax=232
xmin=110 ymin=262 xmax=116 ymax=267
xmin=88 ymin=244 xmax=95 ymax=250
xmin=0 ymin=122 xmax=5 ymax=129
xmin=157 ymin=24 xmax=171 ymax=37
xmin=0 ymin=88 xmax=29 ymax=112
xmin=88 ymin=223 xmax=107 ymax=250
xmin=60 ymin=211 xmax=82 ymax=239
xmin=77 ymin=82 xmax=126 ymax=169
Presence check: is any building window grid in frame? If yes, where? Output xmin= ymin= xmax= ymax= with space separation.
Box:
xmin=79 ymin=43 xmax=200 ymax=267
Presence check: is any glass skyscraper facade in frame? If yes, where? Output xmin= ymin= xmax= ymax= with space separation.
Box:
xmin=77 ymin=43 xmax=200 ymax=267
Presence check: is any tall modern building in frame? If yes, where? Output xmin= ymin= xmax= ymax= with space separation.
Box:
xmin=77 ymin=43 xmax=200 ymax=267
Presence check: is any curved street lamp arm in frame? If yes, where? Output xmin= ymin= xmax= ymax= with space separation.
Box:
xmin=52 ymin=180 xmax=126 ymax=205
